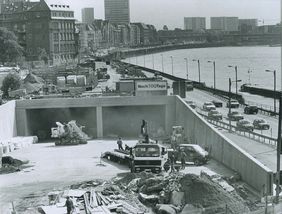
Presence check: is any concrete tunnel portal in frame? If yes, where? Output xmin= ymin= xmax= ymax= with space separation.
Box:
xmin=24 ymin=105 xmax=166 ymax=141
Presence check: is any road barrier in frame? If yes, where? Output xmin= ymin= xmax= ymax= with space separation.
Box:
xmin=198 ymin=112 xmax=277 ymax=148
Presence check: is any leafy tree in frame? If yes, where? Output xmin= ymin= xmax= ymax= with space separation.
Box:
xmin=1 ymin=73 xmax=21 ymax=97
xmin=0 ymin=27 xmax=23 ymax=65
xmin=37 ymin=47 xmax=49 ymax=64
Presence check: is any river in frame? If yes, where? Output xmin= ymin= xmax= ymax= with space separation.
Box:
xmin=126 ymin=46 xmax=280 ymax=92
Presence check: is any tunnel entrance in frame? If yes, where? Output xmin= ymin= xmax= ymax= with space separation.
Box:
xmin=26 ymin=107 xmax=97 ymax=141
xmin=102 ymin=105 xmax=166 ymax=138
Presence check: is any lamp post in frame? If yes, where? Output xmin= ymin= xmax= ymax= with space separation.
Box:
xmin=136 ymin=55 xmax=138 ymax=65
xmin=184 ymin=58 xmax=189 ymax=80
xmin=193 ymin=59 xmax=201 ymax=82
xmin=248 ymin=69 xmax=252 ymax=84
xmin=161 ymin=54 xmax=164 ymax=72
xmin=170 ymin=56 xmax=174 ymax=76
xmin=265 ymin=69 xmax=277 ymax=113
xmin=228 ymin=65 xmax=238 ymax=95
xmin=208 ymin=60 xmax=216 ymax=89
xmin=228 ymin=78 xmax=242 ymax=132
xmin=152 ymin=54 xmax=155 ymax=70
xmin=143 ymin=55 xmax=146 ymax=67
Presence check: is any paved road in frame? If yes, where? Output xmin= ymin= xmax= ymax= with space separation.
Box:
xmin=185 ymin=89 xmax=278 ymax=139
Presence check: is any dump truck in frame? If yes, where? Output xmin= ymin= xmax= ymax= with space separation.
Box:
xmin=51 ymin=121 xmax=89 ymax=146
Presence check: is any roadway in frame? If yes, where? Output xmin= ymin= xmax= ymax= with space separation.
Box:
xmin=185 ymin=89 xmax=278 ymax=139
xmin=185 ymin=89 xmax=281 ymax=172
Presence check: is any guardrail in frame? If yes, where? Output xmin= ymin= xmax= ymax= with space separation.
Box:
xmin=197 ymin=112 xmax=277 ymax=148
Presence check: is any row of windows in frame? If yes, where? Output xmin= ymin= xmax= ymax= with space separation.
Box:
xmin=52 ymin=11 xmax=74 ymax=18
xmin=52 ymin=22 xmax=74 ymax=30
xmin=54 ymin=44 xmax=75 ymax=53
xmin=53 ymin=33 xmax=74 ymax=41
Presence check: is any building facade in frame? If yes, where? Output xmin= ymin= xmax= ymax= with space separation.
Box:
xmin=239 ymin=19 xmax=258 ymax=33
xmin=211 ymin=17 xmax=239 ymax=32
xmin=82 ymin=7 xmax=94 ymax=24
xmin=184 ymin=17 xmax=206 ymax=31
xmin=104 ymin=0 xmax=130 ymax=24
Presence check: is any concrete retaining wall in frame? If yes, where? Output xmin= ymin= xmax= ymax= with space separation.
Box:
xmin=0 ymin=101 xmax=16 ymax=141
xmin=175 ymin=96 xmax=273 ymax=194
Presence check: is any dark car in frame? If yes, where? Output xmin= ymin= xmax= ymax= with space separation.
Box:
xmin=227 ymin=111 xmax=244 ymax=121
xmin=212 ymin=100 xmax=223 ymax=108
xmin=253 ymin=119 xmax=270 ymax=130
xmin=226 ymin=100 xmax=240 ymax=108
xmin=244 ymin=105 xmax=258 ymax=114
xmin=236 ymin=120 xmax=254 ymax=132
xmin=177 ymin=144 xmax=209 ymax=166
xmin=208 ymin=110 xmax=223 ymax=120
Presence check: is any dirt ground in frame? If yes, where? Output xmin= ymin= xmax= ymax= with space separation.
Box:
xmin=0 ymin=140 xmax=251 ymax=213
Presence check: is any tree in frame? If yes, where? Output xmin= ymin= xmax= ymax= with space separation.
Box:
xmin=1 ymin=73 xmax=21 ymax=97
xmin=37 ymin=48 xmax=49 ymax=64
xmin=0 ymin=27 xmax=23 ymax=65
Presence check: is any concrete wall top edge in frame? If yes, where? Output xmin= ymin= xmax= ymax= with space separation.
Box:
xmin=15 ymin=96 xmax=176 ymax=109
xmin=175 ymin=96 xmax=273 ymax=173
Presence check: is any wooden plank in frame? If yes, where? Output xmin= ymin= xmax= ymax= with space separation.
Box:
xmin=92 ymin=191 xmax=99 ymax=207
xmin=100 ymin=206 xmax=112 ymax=214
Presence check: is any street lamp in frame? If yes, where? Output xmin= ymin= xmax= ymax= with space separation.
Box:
xmin=247 ymin=69 xmax=252 ymax=84
xmin=228 ymin=65 xmax=238 ymax=95
xmin=170 ymin=56 xmax=174 ymax=76
xmin=207 ymin=60 xmax=216 ymax=89
xmin=152 ymin=54 xmax=155 ymax=70
xmin=228 ymin=78 xmax=242 ymax=132
xmin=265 ymin=69 xmax=277 ymax=113
xmin=184 ymin=58 xmax=189 ymax=80
xmin=143 ymin=55 xmax=146 ymax=67
xmin=161 ymin=54 xmax=164 ymax=72
xmin=192 ymin=59 xmax=201 ymax=82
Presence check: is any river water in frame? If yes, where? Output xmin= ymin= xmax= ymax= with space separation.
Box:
xmin=126 ymin=46 xmax=280 ymax=93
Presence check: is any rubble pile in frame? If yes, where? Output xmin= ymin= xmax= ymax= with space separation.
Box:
xmin=115 ymin=172 xmax=250 ymax=214
xmin=0 ymin=156 xmax=28 ymax=174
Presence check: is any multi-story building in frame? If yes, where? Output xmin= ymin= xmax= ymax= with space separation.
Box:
xmin=104 ymin=0 xmax=130 ymax=24
xmin=129 ymin=23 xmax=140 ymax=47
xmin=25 ymin=0 xmax=76 ymax=64
xmin=82 ymin=7 xmax=94 ymax=25
xmin=239 ymin=19 xmax=258 ymax=33
xmin=211 ymin=17 xmax=239 ymax=32
xmin=184 ymin=17 xmax=206 ymax=31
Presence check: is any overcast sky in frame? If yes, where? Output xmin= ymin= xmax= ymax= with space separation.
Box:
xmin=63 ymin=0 xmax=280 ymax=29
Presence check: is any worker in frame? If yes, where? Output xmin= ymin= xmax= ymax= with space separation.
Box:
xmin=141 ymin=119 xmax=148 ymax=137
xmin=117 ymin=137 xmax=124 ymax=150
xmin=170 ymin=152 xmax=175 ymax=173
xmin=180 ymin=150 xmax=187 ymax=169
xmin=64 ymin=196 xmax=74 ymax=214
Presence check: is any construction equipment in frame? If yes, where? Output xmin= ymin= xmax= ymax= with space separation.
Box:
xmin=171 ymin=126 xmax=187 ymax=148
xmin=51 ymin=120 xmax=89 ymax=146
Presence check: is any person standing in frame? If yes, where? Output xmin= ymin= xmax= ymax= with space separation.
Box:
xmin=180 ymin=150 xmax=187 ymax=169
xmin=117 ymin=137 xmax=123 ymax=150
xmin=65 ymin=196 xmax=74 ymax=214
xmin=170 ymin=152 xmax=175 ymax=173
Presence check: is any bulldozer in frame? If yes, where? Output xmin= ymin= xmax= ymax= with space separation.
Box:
xmin=51 ymin=121 xmax=89 ymax=146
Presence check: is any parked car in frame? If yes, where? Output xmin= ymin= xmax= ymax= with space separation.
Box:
xmin=244 ymin=105 xmax=258 ymax=114
xmin=203 ymin=102 xmax=216 ymax=111
xmin=177 ymin=144 xmax=209 ymax=166
xmin=227 ymin=111 xmax=244 ymax=121
xmin=226 ymin=100 xmax=240 ymax=108
xmin=236 ymin=120 xmax=254 ymax=132
xmin=253 ymin=119 xmax=270 ymax=130
xmin=185 ymin=100 xmax=196 ymax=109
xmin=212 ymin=100 xmax=223 ymax=108
xmin=208 ymin=110 xmax=223 ymax=120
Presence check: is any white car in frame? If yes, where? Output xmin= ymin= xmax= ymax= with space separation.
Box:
xmin=203 ymin=102 xmax=216 ymax=111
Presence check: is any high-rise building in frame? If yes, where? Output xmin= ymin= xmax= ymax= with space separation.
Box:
xmin=239 ymin=19 xmax=258 ymax=33
xmin=211 ymin=17 xmax=239 ymax=31
xmin=82 ymin=8 xmax=94 ymax=24
xmin=184 ymin=17 xmax=206 ymax=31
xmin=104 ymin=0 xmax=130 ymax=24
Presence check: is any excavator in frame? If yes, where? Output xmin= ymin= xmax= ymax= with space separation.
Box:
xmin=51 ymin=121 xmax=89 ymax=146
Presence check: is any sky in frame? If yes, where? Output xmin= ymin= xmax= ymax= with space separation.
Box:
xmin=62 ymin=0 xmax=280 ymax=30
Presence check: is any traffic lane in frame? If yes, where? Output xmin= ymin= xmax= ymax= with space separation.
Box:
xmin=186 ymin=89 xmax=278 ymax=138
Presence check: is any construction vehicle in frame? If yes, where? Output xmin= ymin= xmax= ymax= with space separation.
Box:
xmin=103 ymin=140 xmax=168 ymax=173
xmin=170 ymin=126 xmax=187 ymax=148
xmin=51 ymin=121 xmax=89 ymax=146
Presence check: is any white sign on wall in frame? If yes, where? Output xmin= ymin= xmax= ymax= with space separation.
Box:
xmin=135 ymin=81 xmax=167 ymax=91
